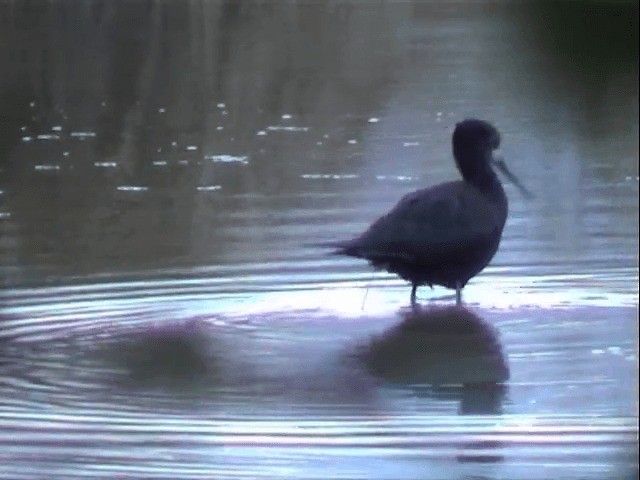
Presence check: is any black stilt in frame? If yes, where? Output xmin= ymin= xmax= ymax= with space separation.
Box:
xmin=323 ymin=120 xmax=532 ymax=308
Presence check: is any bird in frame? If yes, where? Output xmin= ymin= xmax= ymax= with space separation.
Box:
xmin=327 ymin=118 xmax=532 ymax=308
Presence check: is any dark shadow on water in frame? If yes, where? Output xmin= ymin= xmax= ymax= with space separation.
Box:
xmin=105 ymin=307 xmax=510 ymax=415
xmin=1 ymin=303 xmax=514 ymax=433
xmin=102 ymin=320 xmax=220 ymax=391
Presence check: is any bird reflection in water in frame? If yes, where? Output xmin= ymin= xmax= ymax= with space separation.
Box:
xmin=358 ymin=305 xmax=508 ymax=463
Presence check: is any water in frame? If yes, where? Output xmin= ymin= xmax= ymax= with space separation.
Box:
xmin=0 ymin=2 xmax=638 ymax=479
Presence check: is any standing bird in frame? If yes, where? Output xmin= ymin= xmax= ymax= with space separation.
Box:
xmin=329 ymin=119 xmax=532 ymax=307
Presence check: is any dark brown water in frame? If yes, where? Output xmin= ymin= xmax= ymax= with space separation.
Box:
xmin=0 ymin=2 xmax=638 ymax=479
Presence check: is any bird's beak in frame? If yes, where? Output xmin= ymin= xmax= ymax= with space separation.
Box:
xmin=492 ymin=156 xmax=534 ymax=199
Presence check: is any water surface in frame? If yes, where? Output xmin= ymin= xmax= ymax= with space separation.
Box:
xmin=0 ymin=2 xmax=638 ymax=479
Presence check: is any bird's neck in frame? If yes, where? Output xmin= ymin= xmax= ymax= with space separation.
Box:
xmin=467 ymin=169 xmax=501 ymax=194
xmin=456 ymin=152 xmax=497 ymax=188
xmin=455 ymin=152 xmax=506 ymax=207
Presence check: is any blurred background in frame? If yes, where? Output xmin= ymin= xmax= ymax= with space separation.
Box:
xmin=0 ymin=1 xmax=638 ymax=479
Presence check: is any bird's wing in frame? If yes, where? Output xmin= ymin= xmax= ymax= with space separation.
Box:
xmin=346 ymin=182 xmax=503 ymax=262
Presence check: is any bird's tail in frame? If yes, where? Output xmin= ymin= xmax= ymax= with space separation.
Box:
xmin=304 ymin=240 xmax=352 ymax=254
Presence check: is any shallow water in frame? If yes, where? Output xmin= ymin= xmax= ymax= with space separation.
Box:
xmin=0 ymin=2 xmax=638 ymax=479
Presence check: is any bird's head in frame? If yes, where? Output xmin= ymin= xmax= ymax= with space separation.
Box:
xmin=453 ymin=118 xmax=500 ymax=159
xmin=452 ymin=118 xmax=533 ymax=199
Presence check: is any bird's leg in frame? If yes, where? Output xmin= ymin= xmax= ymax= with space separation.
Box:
xmin=455 ymin=282 xmax=462 ymax=306
xmin=360 ymin=287 xmax=369 ymax=312
xmin=410 ymin=283 xmax=418 ymax=308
